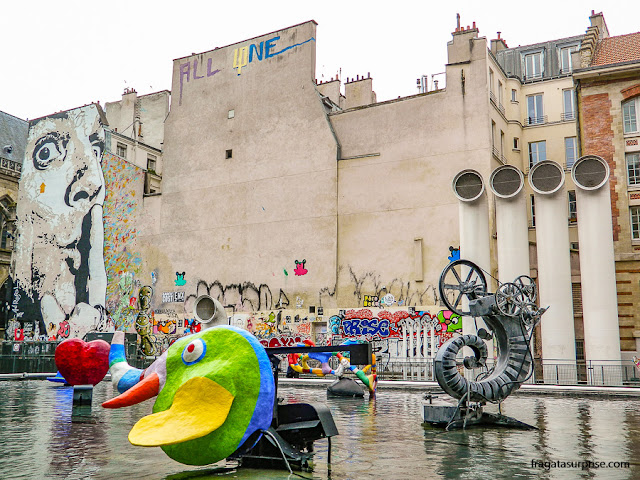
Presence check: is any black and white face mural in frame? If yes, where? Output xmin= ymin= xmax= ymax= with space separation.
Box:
xmin=11 ymin=104 xmax=107 ymax=341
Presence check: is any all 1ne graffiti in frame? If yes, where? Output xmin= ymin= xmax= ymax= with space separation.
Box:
xmin=178 ymin=35 xmax=315 ymax=103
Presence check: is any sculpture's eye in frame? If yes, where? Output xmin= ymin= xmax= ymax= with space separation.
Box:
xmin=182 ymin=338 xmax=206 ymax=365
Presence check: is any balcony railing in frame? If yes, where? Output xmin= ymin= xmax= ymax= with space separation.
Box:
xmin=524 ymin=115 xmax=547 ymax=126
xmin=524 ymin=72 xmax=543 ymax=81
xmin=561 ymin=112 xmax=576 ymax=121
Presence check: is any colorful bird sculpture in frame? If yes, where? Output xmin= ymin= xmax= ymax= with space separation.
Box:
xmin=102 ymin=325 xmax=275 ymax=465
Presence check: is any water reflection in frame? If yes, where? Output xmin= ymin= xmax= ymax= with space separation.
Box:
xmin=0 ymin=381 xmax=638 ymax=479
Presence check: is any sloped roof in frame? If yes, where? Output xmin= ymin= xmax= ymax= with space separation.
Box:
xmin=0 ymin=111 xmax=28 ymax=164
xmin=592 ymin=32 xmax=640 ymax=67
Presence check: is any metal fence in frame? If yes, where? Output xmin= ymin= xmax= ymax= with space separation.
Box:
xmin=370 ymin=359 xmax=640 ymax=387
xmin=2 ymin=341 xmax=640 ymax=388
xmin=289 ymin=358 xmax=640 ymax=387
xmin=0 ymin=341 xmax=155 ymax=374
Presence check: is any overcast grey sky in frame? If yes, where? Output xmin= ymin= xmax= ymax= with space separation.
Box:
xmin=2 ymin=1 xmax=638 ymax=121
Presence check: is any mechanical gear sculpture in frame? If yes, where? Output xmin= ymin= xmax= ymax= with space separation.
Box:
xmin=423 ymin=259 xmax=547 ymax=429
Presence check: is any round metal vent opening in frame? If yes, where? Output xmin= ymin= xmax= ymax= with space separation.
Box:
xmin=572 ymin=155 xmax=609 ymax=190
xmin=528 ymin=161 xmax=564 ymax=195
xmin=194 ymin=295 xmax=216 ymax=323
xmin=490 ymin=165 xmax=524 ymax=198
xmin=452 ymin=170 xmax=485 ymax=202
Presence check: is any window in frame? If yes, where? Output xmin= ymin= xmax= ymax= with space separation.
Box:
xmin=498 ymin=81 xmax=503 ymax=107
xmin=631 ymin=206 xmax=640 ymax=240
xmin=513 ymin=137 xmax=520 ymax=150
xmin=491 ymin=121 xmax=498 ymax=160
xmin=623 ymin=99 xmax=638 ymax=133
xmin=511 ymin=89 xmax=517 ymax=102
xmin=0 ymin=197 xmax=13 ymax=250
xmin=147 ymin=154 xmax=157 ymax=173
xmin=500 ymin=131 xmax=505 ymax=158
xmin=524 ymin=51 xmax=543 ymax=80
xmin=627 ymin=152 xmax=640 ymax=186
xmin=568 ymin=190 xmax=577 ymax=223
xmin=565 ymin=137 xmax=577 ymax=168
xmin=491 ymin=121 xmax=496 ymax=148
xmin=527 ymin=94 xmax=544 ymax=124
xmin=530 ymin=195 xmax=536 ymax=227
xmin=575 ymin=338 xmax=585 ymax=361
xmin=116 ymin=143 xmax=127 ymax=158
xmin=562 ymin=89 xmax=575 ymax=121
xmin=489 ymin=69 xmax=494 ymax=95
xmin=228 ymin=109 xmax=235 ymax=119
xmin=560 ymin=46 xmax=575 ymax=74
xmin=529 ymin=140 xmax=546 ymax=168
xmin=225 ymin=149 xmax=233 ymax=159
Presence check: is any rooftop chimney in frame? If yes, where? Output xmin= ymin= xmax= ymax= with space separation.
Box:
xmin=491 ymin=32 xmax=509 ymax=54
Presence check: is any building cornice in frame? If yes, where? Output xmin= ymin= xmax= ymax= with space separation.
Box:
xmin=573 ymin=61 xmax=640 ymax=80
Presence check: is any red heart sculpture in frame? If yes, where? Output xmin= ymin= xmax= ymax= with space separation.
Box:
xmin=55 ymin=339 xmax=110 ymax=386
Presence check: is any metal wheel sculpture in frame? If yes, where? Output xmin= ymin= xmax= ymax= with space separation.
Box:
xmin=514 ymin=275 xmax=537 ymax=303
xmin=495 ymin=282 xmax=526 ymax=317
xmin=434 ymin=260 xmax=546 ymax=409
xmin=439 ymin=260 xmax=488 ymax=316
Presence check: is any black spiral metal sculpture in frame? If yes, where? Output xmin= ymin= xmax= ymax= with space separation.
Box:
xmin=435 ymin=260 xmax=543 ymax=403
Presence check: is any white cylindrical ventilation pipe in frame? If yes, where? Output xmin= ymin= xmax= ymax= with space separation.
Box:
xmin=452 ymin=170 xmax=491 ymax=337
xmin=528 ymin=161 xmax=576 ymax=380
xmin=489 ymin=165 xmax=530 ymax=284
xmin=572 ymin=156 xmax=621 ymax=381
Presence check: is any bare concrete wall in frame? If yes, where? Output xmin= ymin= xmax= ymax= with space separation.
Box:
xmin=142 ymin=21 xmax=340 ymax=318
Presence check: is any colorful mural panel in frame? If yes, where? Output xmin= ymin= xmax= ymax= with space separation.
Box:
xmin=102 ymin=151 xmax=144 ymax=328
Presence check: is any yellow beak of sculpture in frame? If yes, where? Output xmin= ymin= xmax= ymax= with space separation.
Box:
xmin=129 ymin=377 xmax=235 ymax=446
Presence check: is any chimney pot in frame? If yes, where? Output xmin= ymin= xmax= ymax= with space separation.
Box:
xmin=473 ymin=21 xmax=476 ymax=29
xmin=497 ymin=31 xmax=501 ymax=39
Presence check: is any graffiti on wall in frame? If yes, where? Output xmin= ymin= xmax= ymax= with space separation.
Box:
xmin=12 ymin=105 xmax=107 ymax=341
xmin=318 ymin=265 xmax=439 ymax=309
xmin=111 ymin=272 xmax=137 ymax=330
xmin=234 ymin=310 xmax=313 ymax=348
xmin=162 ymin=291 xmax=185 ymax=303
xmin=103 ymin=151 xmax=144 ymax=322
xmin=232 ymin=35 xmax=315 ymax=76
xmin=135 ymin=285 xmax=154 ymax=355
xmin=328 ymin=308 xmax=462 ymax=363
xmin=294 ymin=260 xmax=308 ymax=276
xmin=178 ymin=34 xmax=316 ymax=104
xmin=175 ymin=272 xmax=186 ymax=286
xmin=448 ymin=246 xmax=460 ymax=262
xmin=184 ymin=279 xmax=290 ymax=313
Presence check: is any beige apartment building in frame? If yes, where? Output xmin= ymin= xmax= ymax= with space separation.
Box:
xmin=7 ymin=12 xmax=639 ymax=372
xmin=573 ymin=18 xmax=640 ymax=355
